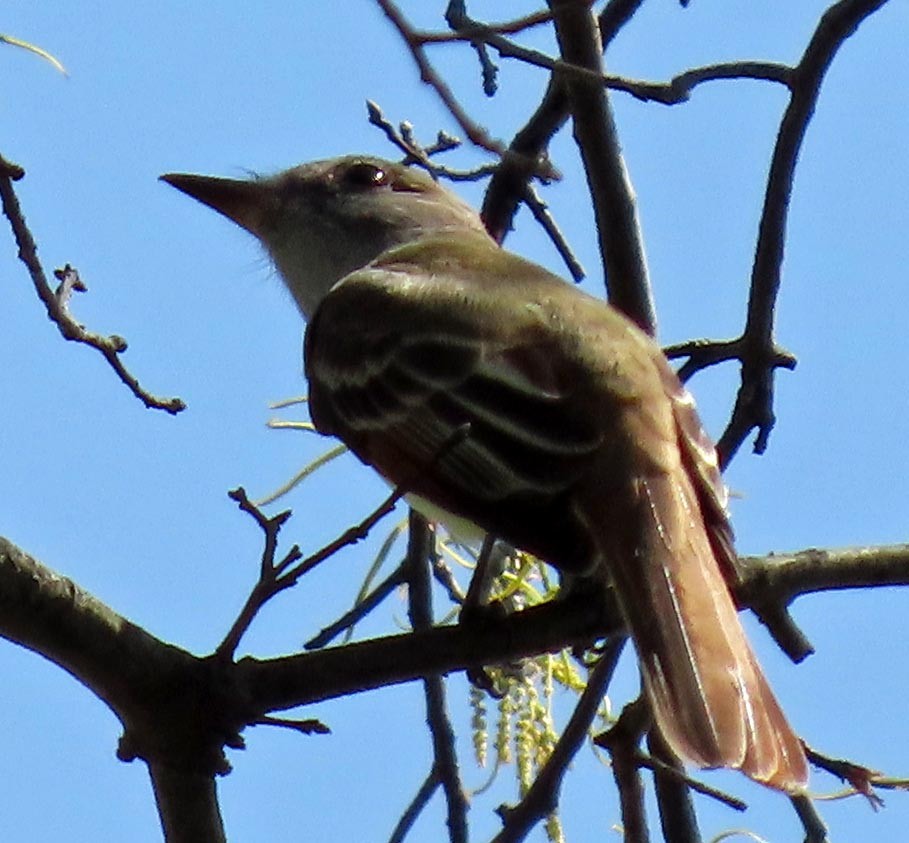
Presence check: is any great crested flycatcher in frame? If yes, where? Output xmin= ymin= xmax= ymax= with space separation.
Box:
xmin=162 ymin=155 xmax=808 ymax=793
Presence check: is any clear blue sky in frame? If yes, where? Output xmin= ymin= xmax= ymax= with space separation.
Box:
xmin=2 ymin=2 xmax=907 ymax=841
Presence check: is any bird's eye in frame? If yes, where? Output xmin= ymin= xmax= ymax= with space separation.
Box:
xmin=341 ymin=162 xmax=390 ymax=190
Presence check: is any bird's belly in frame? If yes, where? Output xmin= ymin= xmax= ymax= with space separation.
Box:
xmin=405 ymin=492 xmax=485 ymax=548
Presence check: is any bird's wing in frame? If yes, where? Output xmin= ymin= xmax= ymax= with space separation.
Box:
xmin=303 ymin=236 xmax=611 ymax=572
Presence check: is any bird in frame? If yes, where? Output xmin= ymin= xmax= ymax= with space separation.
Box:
xmin=161 ymin=154 xmax=808 ymax=792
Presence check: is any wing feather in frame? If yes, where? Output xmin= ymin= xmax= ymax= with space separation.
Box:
xmin=304 ymin=255 xmax=607 ymax=572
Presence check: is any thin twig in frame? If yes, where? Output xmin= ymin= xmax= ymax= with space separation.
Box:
xmin=0 ymin=155 xmax=184 ymax=413
xmin=217 ymin=481 xmax=404 ymax=659
xmin=375 ymin=0 xmax=507 ymax=157
xmin=522 ymin=182 xmax=585 ymax=281
xmin=422 ymin=8 xmax=553 ymax=41
xmin=431 ymin=550 xmax=467 ymax=604
xmin=636 ymin=754 xmax=748 ymax=812
xmin=802 ymin=742 xmax=902 ymax=809
xmin=252 ymin=715 xmax=331 ymax=735
xmin=376 ymin=84 xmax=583 ymax=279
xmin=304 ymin=560 xmax=408 ymax=650
xmin=419 ymin=17 xmax=793 ymax=106
xmin=216 ymin=488 xmax=302 ymax=659
xmin=445 ymin=2 xmax=499 ymax=96
xmin=389 ymin=769 xmax=440 ymax=843
xmin=664 ymin=337 xmax=797 ymax=389
xmin=366 ymin=100 xmax=498 ymax=181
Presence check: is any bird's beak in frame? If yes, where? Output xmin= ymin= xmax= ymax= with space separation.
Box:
xmin=160 ymin=173 xmax=270 ymax=236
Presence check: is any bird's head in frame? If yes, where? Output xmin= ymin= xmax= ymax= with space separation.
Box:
xmin=161 ymin=155 xmax=489 ymax=318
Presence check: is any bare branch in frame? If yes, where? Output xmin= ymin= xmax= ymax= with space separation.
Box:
xmin=791 ymin=793 xmax=831 ymax=842
xmin=480 ymin=76 xmax=568 ymax=245
xmin=240 ymin=541 xmax=909 ymax=715
xmin=7 ymin=530 xmax=906 ymax=728
xmin=251 ymin=715 xmax=331 ymax=735
xmin=646 ymin=728 xmax=703 ymax=843
xmin=375 ymin=0 xmax=507 ymax=157
xmin=3 ymin=527 xmax=908 ymax=843
xmin=418 ymin=18 xmax=793 ymax=107
xmin=148 ymin=765 xmax=226 ymax=843
xmin=736 ymin=543 xmax=909 ymax=606
xmin=636 ymin=754 xmax=748 ymax=812
xmin=406 ymin=511 xmax=469 ymax=843
xmin=0 ymin=155 xmax=185 ymax=414
xmin=421 ymin=8 xmax=553 ymax=42
xmin=547 ymin=0 xmax=656 ymax=333
xmin=445 ymin=2 xmax=499 ymax=96
xmin=217 ymin=485 xmax=398 ymax=659
xmin=304 ymin=560 xmax=408 ymax=650
xmin=717 ymin=0 xmax=890 ymax=462
xmin=522 ymin=182 xmax=586 ymax=281
xmin=366 ymin=100 xmax=498 ymax=181
xmin=479 ymin=0 xmax=648 ymax=274
xmin=596 ymin=697 xmax=651 ymax=843
xmin=665 ymin=337 xmax=797 ymax=389
xmin=389 ymin=769 xmax=441 ymax=843
xmin=0 ymin=537 xmax=238 ymax=841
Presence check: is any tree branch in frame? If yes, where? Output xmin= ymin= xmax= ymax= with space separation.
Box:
xmin=480 ymin=0 xmax=644 ymax=272
xmin=2 ymin=532 xmax=907 ymax=841
xmin=547 ymin=0 xmax=656 ymax=333
xmin=375 ymin=0 xmax=507 ymax=157
xmin=715 ymin=0 xmax=891 ymax=463
xmin=0 ymin=536 xmax=239 ymax=842
xmin=0 ymin=155 xmax=185 ymax=414
xmin=405 ymin=511 xmax=468 ymax=843
xmin=647 ymin=728 xmax=702 ymax=843
xmin=149 ymin=765 xmax=226 ymax=843
xmin=6 ymin=533 xmax=907 ymax=731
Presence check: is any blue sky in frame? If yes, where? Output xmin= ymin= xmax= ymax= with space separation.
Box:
xmin=1 ymin=2 xmax=907 ymax=841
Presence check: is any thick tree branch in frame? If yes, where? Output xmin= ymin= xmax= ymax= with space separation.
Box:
xmin=3 ymin=535 xmax=907 ymax=841
xmin=5 ymin=535 xmax=908 ymax=724
xmin=737 ymin=543 xmax=909 ymax=603
xmin=0 ymin=536 xmax=236 ymax=843
xmin=149 ymin=766 xmax=226 ymax=843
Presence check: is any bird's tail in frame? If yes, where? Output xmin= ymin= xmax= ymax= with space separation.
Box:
xmin=601 ymin=468 xmax=808 ymax=793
